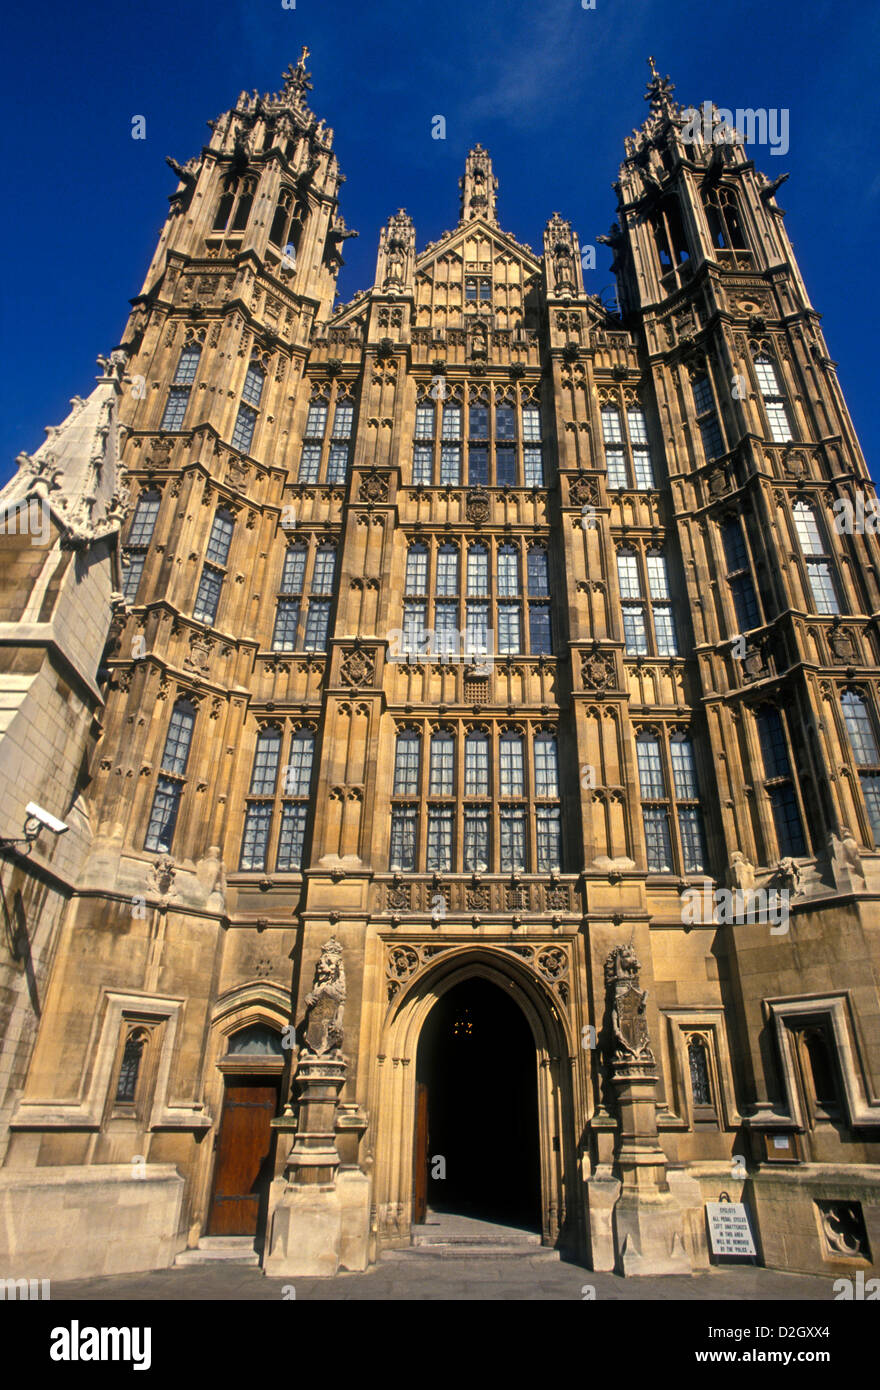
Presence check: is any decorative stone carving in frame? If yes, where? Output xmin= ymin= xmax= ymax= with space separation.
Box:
xmin=828 ymin=625 xmax=857 ymax=664
xmin=816 ymin=1201 xmax=870 ymax=1258
xmin=339 ymin=648 xmax=375 ymax=688
xmin=465 ymin=486 xmax=490 ymax=525
xmin=604 ymin=945 xmax=654 ymax=1064
xmin=195 ymin=845 xmax=227 ymax=909
xmin=537 ymin=945 xmax=568 ymax=981
xmin=358 ymin=470 xmax=389 ymax=504
xmin=581 ymin=646 xmax=616 ymax=692
xmin=386 ymin=880 xmax=411 ymax=911
xmin=184 ymin=634 xmax=213 ymax=673
xmin=774 ymin=857 xmax=802 ymax=897
xmin=302 ymin=937 xmax=346 ymax=1056
xmin=151 ymin=855 xmax=176 ymax=896
xmin=828 ymin=826 xmax=866 ymax=890
xmin=569 ymin=473 xmax=599 ymax=508
xmin=466 ymin=884 xmax=490 ymax=910
xmin=728 ymin=851 xmax=755 ymax=893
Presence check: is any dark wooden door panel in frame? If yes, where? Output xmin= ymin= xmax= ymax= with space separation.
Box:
xmin=208 ymin=1077 xmax=279 ymax=1236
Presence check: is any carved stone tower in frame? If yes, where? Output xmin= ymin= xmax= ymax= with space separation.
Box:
xmin=1 ymin=58 xmax=878 ymax=1283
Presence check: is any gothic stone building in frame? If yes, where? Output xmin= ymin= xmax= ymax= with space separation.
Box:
xmin=1 ymin=52 xmax=879 ymax=1281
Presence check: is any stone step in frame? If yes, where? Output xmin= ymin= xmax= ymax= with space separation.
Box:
xmin=174 ymin=1237 xmax=260 ymax=1267
xmin=382 ymin=1244 xmax=559 ymax=1262
xmin=413 ymin=1232 xmax=542 ymax=1247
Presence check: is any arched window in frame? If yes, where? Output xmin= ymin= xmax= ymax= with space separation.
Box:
xmin=249 ymin=727 xmax=281 ymax=795
xmin=692 ymin=373 xmax=724 ymax=461
xmin=230 ymin=176 xmax=257 ymax=232
xmin=311 ymin=544 xmax=336 ymax=595
xmin=144 ymin=700 xmax=196 ymax=853
xmin=227 ymin=1024 xmax=284 ymax=1057
xmin=670 ymin=735 xmax=705 ymax=872
xmin=405 ymin=543 xmax=429 ymax=595
xmin=800 ymin=1027 xmax=838 ymax=1111
xmin=128 ymin=491 xmax=161 ymax=548
xmin=277 ymin=730 xmax=315 ymax=870
xmin=533 ymin=734 xmax=559 ymax=798
xmin=429 ymin=731 xmax=455 ymax=796
xmin=841 ymin=690 xmax=880 ymax=844
xmin=601 ymin=406 xmax=627 ymax=490
xmin=123 ymin=490 xmax=161 ymax=602
xmin=231 ymin=364 xmax=265 ymax=455
xmin=499 ymin=732 xmax=524 ymax=797
xmin=436 ymin=544 xmax=459 ymax=596
xmin=273 ymin=543 xmax=307 ymax=651
xmin=703 ymin=183 xmax=747 ymax=251
xmin=755 ymin=705 xmax=807 ymax=857
xmin=161 ymin=342 xmax=202 ymax=431
xmin=269 ymin=186 xmax=296 ymax=248
xmin=653 ymin=195 xmax=690 ymax=269
xmin=617 ymin=548 xmax=641 ymax=600
xmin=467 ymin=544 xmax=489 ymax=596
xmin=792 ymin=500 xmax=839 ymax=614
xmin=205 ymin=509 xmax=235 ymax=567
xmin=841 ymin=690 xmax=879 ymax=765
xmin=637 ymin=732 xmax=672 ymax=872
xmin=115 ymin=1027 xmax=150 ymax=1104
xmin=687 ymin=1035 xmax=713 ymax=1107
xmin=160 ymin=700 xmax=196 ymax=776
xmin=497 ymin=545 xmax=520 ymax=597
xmin=720 ymin=516 xmax=760 ymax=631
xmin=754 ymin=355 xmax=793 ymax=443
xmin=393 ymin=730 xmax=420 ymax=797
xmin=212 ymin=178 xmax=237 ymax=231
xmin=464 ymin=731 xmax=489 ymax=796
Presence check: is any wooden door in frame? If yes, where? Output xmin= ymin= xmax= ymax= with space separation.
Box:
xmin=208 ymin=1075 xmax=279 ymax=1236
xmin=413 ymin=1080 xmax=429 ymax=1225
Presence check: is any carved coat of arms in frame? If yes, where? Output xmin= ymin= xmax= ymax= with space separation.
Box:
xmin=604 ymin=944 xmax=654 ymax=1063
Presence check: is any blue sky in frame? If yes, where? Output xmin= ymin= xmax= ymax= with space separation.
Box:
xmin=2 ymin=0 xmax=877 ymax=482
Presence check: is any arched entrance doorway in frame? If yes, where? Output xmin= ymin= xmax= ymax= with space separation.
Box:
xmin=207 ymin=1023 xmax=284 ymax=1242
xmin=413 ymin=976 xmax=541 ymax=1230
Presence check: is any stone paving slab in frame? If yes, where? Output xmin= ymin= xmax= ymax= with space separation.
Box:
xmin=47 ymin=1259 xmax=840 ymax=1301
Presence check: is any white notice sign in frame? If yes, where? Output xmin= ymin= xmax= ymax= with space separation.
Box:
xmin=706 ymin=1202 xmax=757 ymax=1256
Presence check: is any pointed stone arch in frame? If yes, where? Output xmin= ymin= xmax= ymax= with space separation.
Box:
xmin=370 ymin=945 xmax=578 ymax=1254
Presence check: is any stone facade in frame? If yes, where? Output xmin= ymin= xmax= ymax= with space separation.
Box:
xmin=1 ymin=52 xmax=878 ymax=1281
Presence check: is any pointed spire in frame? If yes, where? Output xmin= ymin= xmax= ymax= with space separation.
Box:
xmin=644 ymin=55 xmax=676 ymax=116
xmin=281 ymin=46 xmax=313 ymax=111
xmin=459 ymin=145 xmax=498 ymax=226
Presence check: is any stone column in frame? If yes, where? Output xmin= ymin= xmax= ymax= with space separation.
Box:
xmin=264 ymin=937 xmax=348 ymax=1277
xmin=604 ymin=945 xmax=694 ymax=1275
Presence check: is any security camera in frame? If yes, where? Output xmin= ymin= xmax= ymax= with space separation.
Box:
xmin=24 ymin=803 xmax=69 ymax=837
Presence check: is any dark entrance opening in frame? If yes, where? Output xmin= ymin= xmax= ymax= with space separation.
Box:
xmin=414 ymin=976 xmax=541 ymax=1230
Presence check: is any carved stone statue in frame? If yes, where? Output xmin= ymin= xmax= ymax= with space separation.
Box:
xmin=553 ymin=239 xmax=576 ymax=294
xmin=196 ymin=844 xmax=226 ymax=908
xmin=775 ymin=857 xmax=802 ymax=896
xmin=729 ymin=850 xmax=755 ymax=893
xmin=383 ymin=239 xmax=405 ymax=290
xmin=604 ymin=944 xmax=654 ymax=1064
xmin=302 ymin=936 xmax=346 ymax=1056
xmin=829 ymin=826 xmax=866 ymax=889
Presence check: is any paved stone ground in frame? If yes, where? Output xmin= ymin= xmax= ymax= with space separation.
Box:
xmin=49 ymin=1258 xmax=840 ymax=1301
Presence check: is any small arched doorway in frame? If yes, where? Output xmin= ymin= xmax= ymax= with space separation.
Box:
xmin=414 ymin=976 xmax=541 ymax=1230
xmin=207 ymin=1023 xmax=284 ymax=1242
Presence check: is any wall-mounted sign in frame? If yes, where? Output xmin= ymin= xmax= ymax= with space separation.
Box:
xmin=706 ymin=1202 xmax=757 ymax=1257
